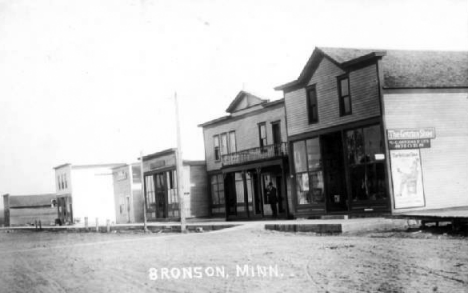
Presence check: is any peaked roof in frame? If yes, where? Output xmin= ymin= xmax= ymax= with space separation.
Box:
xmin=275 ymin=47 xmax=468 ymax=90
xmin=225 ymin=90 xmax=268 ymax=113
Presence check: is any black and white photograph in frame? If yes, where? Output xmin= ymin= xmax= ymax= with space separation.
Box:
xmin=1 ymin=0 xmax=467 ymax=292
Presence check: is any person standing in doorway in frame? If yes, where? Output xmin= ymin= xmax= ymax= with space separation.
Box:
xmin=267 ymin=182 xmax=278 ymax=218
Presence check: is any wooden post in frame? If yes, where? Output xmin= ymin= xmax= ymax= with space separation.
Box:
xmin=106 ymin=220 xmax=110 ymax=233
xmin=141 ymin=151 xmax=148 ymax=233
xmin=174 ymin=92 xmax=187 ymax=233
xmin=95 ymin=218 xmax=99 ymax=232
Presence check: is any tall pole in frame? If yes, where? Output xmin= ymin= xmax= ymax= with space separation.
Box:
xmin=141 ymin=151 xmax=148 ymax=233
xmin=175 ymin=92 xmax=187 ymax=233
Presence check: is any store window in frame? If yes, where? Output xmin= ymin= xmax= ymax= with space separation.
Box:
xmin=293 ymin=138 xmax=325 ymax=205
xmin=346 ymin=125 xmax=386 ymax=201
xmin=211 ymin=174 xmax=225 ymax=207
xmin=145 ymin=175 xmax=155 ymax=208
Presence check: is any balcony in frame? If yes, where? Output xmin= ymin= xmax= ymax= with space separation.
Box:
xmin=221 ymin=142 xmax=288 ymax=167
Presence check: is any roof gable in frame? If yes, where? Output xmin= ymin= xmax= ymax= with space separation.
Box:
xmin=225 ymin=91 xmax=267 ymax=113
xmin=276 ymin=47 xmax=468 ymax=91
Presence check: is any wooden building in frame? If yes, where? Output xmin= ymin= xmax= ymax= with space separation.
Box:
xmin=199 ymin=91 xmax=291 ymax=220
xmin=275 ymin=47 xmax=468 ymax=217
xmin=3 ymin=193 xmax=57 ymax=227
xmin=142 ymin=149 xmax=209 ymax=221
xmin=54 ymin=163 xmax=124 ymax=225
xmin=112 ymin=163 xmax=143 ymax=224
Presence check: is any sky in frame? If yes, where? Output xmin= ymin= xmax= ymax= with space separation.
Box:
xmin=0 ymin=0 xmax=467 ymax=196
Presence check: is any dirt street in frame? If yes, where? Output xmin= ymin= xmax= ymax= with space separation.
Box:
xmin=0 ymin=225 xmax=467 ymax=293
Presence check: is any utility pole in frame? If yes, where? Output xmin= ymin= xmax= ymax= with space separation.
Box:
xmin=140 ymin=151 xmax=148 ymax=233
xmin=174 ymin=92 xmax=187 ymax=233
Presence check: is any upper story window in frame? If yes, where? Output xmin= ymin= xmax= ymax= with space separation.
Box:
xmin=258 ymin=123 xmax=267 ymax=147
xmin=220 ymin=133 xmax=228 ymax=155
xmin=229 ymin=131 xmax=237 ymax=153
xmin=213 ymin=135 xmax=220 ymax=161
xmin=306 ymin=85 xmax=319 ymax=124
xmin=57 ymin=176 xmax=61 ymax=190
xmin=338 ymin=75 xmax=352 ymax=116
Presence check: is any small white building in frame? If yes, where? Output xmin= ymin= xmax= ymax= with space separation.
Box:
xmin=54 ymin=163 xmax=124 ymax=225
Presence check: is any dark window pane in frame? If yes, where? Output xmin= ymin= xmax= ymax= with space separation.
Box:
xmin=363 ymin=125 xmax=383 ymax=162
xmin=343 ymin=96 xmax=351 ymax=114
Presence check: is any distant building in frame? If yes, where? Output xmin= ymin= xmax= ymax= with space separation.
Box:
xmin=199 ymin=91 xmax=291 ymax=220
xmin=275 ymin=47 xmax=468 ymax=217
xmin=54 ymin=163 xmax=124 ymax=225
xmin=142 ymin=149 xmax=209 ymax=221
xmin=112 ymin=163 xmax=143 ymax=224
xmin=2 ymin=193 xmax=57 ymax=227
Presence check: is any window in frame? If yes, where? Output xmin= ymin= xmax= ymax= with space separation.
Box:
xmin=64 ymin=174 xmax=67 ymax=189
xmin=229 ymin=131 xmax=237 ymax=153
xmin=338 ymin=76 xmax=351 ymax=116
xmin=220 ymin=133 xmax=228 ymax=155
xmin=346 ymin=125 xmax=386 ymax=201
xmin=213 ymin=135 xmax=220 ymax=161
xmin=306 ymin=85 xmax=318 ymax=123
xmin=57 ymin=176 xmax=61 ymax=190
xmin=293 ymin=138 xmax=324 ymax=205
xmin=211 ymin=174 xmax=225 ymax=214
xmin=258 ymin=123 xmax=267 ymax=147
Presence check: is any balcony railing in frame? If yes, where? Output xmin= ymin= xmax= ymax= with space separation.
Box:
xmin=221 ymin=142 xmax=288 ymax=167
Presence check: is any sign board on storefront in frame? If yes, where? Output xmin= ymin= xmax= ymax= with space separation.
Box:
xmin=387 ymin=128 xmax=436 ymax=140
xmin=388 ymin=139 xmax=431 ymax=150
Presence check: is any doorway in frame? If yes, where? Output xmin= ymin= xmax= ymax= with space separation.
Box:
xmin=154 ymin=173 xmax=167 ymax=218
xmin=321 ymin=132 xmax=348 ymax=212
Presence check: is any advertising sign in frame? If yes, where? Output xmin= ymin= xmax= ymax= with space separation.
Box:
xmin=388 ymin=139 xmax=431 ymax=150
xmin=387 ymin=128 xmax=436 ymax=140
xmin=390 ymin=149 xmax=425 ymax=209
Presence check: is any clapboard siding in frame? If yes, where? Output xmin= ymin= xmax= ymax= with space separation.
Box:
xmin=187 ymin=164 xmax=210 ymax=217
xmin=285 ymin=58 xmax=381 ymax=136
xmin=384 ymin=92 xmax=468 ymax=211
xmin=203 ymin=104 xmax=286 ymax=172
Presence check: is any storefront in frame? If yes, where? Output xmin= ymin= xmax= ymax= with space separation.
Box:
xmin=290 ymin=119 xmax=389 ymax=217
xmin=142 ymin=149 xmax=210 ymax=221
xmin=219 ymin=158 xmax=290 ymax=220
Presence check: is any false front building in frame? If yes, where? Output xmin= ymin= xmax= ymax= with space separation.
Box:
xmin=199 ymin=91 xmax=291 ymax=220
xmin=142 ymin=149 xmax=209 ymax=221
xmin=275 ymin=47 xmax=468 ymax=217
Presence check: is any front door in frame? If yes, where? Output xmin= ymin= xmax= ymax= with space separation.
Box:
xmin=321 ymin=132 xmax=348 ymax=212
xmin=154 ymin=173 xmax=167 ymax=218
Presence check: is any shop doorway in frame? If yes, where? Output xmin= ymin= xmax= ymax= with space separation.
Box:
xmin=154 ymin=173 xmax=167 ymax=218
xmin=321 ymin=132 xmax=348 ymax=212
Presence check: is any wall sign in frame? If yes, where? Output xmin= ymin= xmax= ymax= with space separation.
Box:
xmin=390 ymin=149 xmax=425 ymax=209
xmin=388 ymin=139 xmax=431 ymax=150
xmin=387 ymin=128 xmax=436 ymax=140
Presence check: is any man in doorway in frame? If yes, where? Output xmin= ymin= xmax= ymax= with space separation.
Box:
xmin=266 ymin=182 xmax=278 ymax=218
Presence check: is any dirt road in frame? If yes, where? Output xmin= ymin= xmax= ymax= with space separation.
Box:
xmin=1 ymin=225 xmax=467 ymax=293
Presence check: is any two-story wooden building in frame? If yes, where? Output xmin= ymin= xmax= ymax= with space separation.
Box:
xmin=199 ymin=91 xmax=291 ymax=220
xmin=275 ymin=47 xmax=468 ymax=218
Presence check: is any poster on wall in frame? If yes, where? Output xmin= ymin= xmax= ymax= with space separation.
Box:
xmin=390 ymin=149 xmax=426 ymax=209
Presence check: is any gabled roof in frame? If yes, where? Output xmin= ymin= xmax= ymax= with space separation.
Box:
xmin=275 ymin=47 xmax=468 ymax=90
xmin=225 ymin=90 xmax=268 ymax=113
